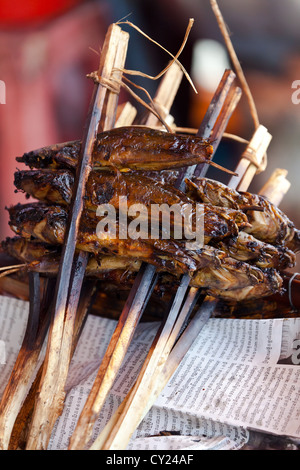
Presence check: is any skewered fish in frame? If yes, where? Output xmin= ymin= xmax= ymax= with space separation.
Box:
xmin=215 ymin=231 xmax=296 ymax=270
xmin=16 ymin=126 xmax=232 ymax=173
xmin=207 ymin=270 xmax=283 ymax=301
xmin=185 ymin=176 xmax=298 ymax=247
xmin=15 ymin=168 xmax=296 ymax=271
xmin=1 ymin=236 xmax=283 ymax=301
xmin=7 ymin=203 xmax=201 ymax=274
xmin=14 ymin=169 xmax=295 ymax=271
xmin=14 ymin=169 xmax=250 ymax=243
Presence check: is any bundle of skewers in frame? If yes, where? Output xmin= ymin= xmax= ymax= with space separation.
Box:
xmin=0 ymin=9 xmax=299 ymax=451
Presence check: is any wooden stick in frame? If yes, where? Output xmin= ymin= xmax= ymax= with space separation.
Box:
xmin=89 ymin=128 xmax=275 ymax=449
xmin=96 ymin=89 xmax=274 ymax=451
xmin=178 ymin=69 xmax=238 ymax=185
xmin=70 ymin=68 xmax=237 ymax=451
xmin=25 ymin=24 xmax=129 ymax=451
xmin=0 ymin=276 xmax=30 ymax=301
xmin=144 ymin=62 xmax=183 ymax=128
xmin=0 ymin=275 xmax=54 ymax=450
xmin=68 ymin=62 xmax=184 ymax=451
xmin=115 ymin=101 xmax=137 ymax=127
xmin=92 ymin=74 xmax=241 ymax=450
xmin=258 ymin=168 xmax=291 ymax=204
xmin=227 ymin=125 xmax=272 ymax=191
xmin=209 ymin=0 xmax=260 ymax=130
xmin=152 ymin=124 xmax=274 ymax=422
xmin=94 ymin=280 xmax=200 ymax=450
xmin=89 ymin=296 xmax=215 ymax=450
xmin=8 ymin=280 xmax=96 ymax=450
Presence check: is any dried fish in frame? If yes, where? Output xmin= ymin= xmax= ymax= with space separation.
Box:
xmin=186 ymin=176 xmax=297 ymax=245
xmin=17 ymin=126 xmax=219 ymax=172
xmin=2 ymin=236 xmax=283 ymax=301
xmin=14 ymin=169 xmax=250 ymax=244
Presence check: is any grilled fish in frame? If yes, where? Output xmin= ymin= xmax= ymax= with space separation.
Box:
xmin=5 ymin=126 xmax=296 ymax=306
xmin=2 ymin=236 xmax=282 ymax=300
xmin=7 ymin=203 xmax=224 ymax=274
xmin=186 ymin=176 xmax=297 ymax=245
xmin=16 ymin=126 xmax=224 ymax=173
xmin=216 ymin=231 xmax=296 ymax=270
xmin=14 ymin=169 xmax=250 ymax=243
xmin=208 ymin=268 xmax=283 ymax=301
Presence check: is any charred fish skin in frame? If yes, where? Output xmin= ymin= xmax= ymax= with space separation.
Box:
xmin=92 ymin=126 xmax=214 ymax=171
xmin=7 ymin=203 xmax=208 ymax=274
xmin=207 ymin=268 xmax=283 ymax=302
xmin=216 ymin=231 xmax=296 ymax=270
xmin=14 ymin=169 xmax=190 ymax=208
xmin=2 ymin=236 xmax=281 ymax=301
xmin=185 ymin=176 xmax=249 ymax=209
xmin=186 ymin=176 xmax=297 ymax=245
xmin=7 ymin=128 xmax=298 ymax=304
xmin=14 ymin=169 xmax=250 ymax=244
xmin=16 ymin=141 xmax=81 ymax=170
xmin=1 ymin=236 xmax=60 ymax=263
xmin=7 ymin=203 xmax=67 ymax=245
xmin=14 ymin=169 xmax=74 ymax=206
xmin=287 ymin=228 xmax=300 ymax=253
xmin=17 ymin=126 xmax=214 ymax=172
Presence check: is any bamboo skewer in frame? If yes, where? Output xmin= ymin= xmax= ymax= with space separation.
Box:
xmin=69 ymin=69 xmax=239 ymax=451
xmin=115 ymin=101 xmax=137 ymax=127
xmin=89 ymin=296 xmax=215 ymax=450
xmin=92 ymin=108 xmax=272 ymax=451
xmin=258 ymin=168 xmax=291 ymax=204
xmin=89 ymin=157 xmax=287 ymax=450
xmin=227 ymin=125 xmax=272 ymax=191
xmin=87 ymin=72 xmax=242 ymax=450
xmin=142 ymin=62 xmax=183 ymax=128
xmin=179 ymin=69 xmax=240 ymax=186
xmin=68 ymin=62 xmax=185 ymax=451
xmin=7 ymin=280 xmax=96 ymax=450
xmin=25 ymin=24 xmax=129 ymax=451
xmin=147 ymin=156 xmax=288 ymax=425
xmin=0 ymin=275 xmax=54 ymax=450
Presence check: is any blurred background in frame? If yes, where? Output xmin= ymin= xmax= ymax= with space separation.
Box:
xmin=0 ymin=0 xmax=300 ymax=268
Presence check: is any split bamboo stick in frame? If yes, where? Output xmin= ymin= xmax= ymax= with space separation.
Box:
xmin=25 ymin=24 xmax=129 ymax=451
xmin=94 ymin=107 xmax=272 ymax=452
xmin=68 ymin=62 xmax=185 ymax=451
xmin=258 ymin=168 xmax=291 ymax=204
xmin=0 ymin=275 xmax=54 ymax=450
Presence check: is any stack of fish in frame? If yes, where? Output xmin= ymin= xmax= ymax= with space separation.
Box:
xmin=2 ymin=126 xmax=299 ymax=301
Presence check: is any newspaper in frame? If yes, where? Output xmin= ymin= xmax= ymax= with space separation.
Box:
xmin=0 ymin=294 xmax=299 ymax=450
